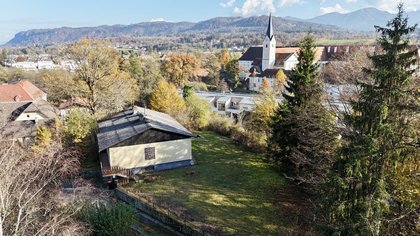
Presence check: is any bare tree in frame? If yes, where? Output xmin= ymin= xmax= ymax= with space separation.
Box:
xmin=0 ymin=135 xmax=83 ymax=236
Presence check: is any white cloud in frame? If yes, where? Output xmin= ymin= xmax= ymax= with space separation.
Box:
xmin=280 ymin=0 xmax=304 ymax=7
xmin=367 ymin=0 xmax=419 ymax=13
xmin=150 ymin=18 xmax=166 ymax=22
xmin=220 ymin=0 xmax=236 ymax=8
xmin=320 ymin=4 xmax=349 ymax=14
xmin=345 ymin=0 xmax=358 ymax=3
xmin=233 ymin=0 xmax=275 ymax=16
xmin=225 ymin=0 xmax=305 ymax=16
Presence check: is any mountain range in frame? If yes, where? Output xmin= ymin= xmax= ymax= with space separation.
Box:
xmin=292 ymin=7 xmax=420 ymax=32
xmin=4 ymin=7 xmax=420 ymax=47
xmin=4 ymin=16 xmax=341 ymax=47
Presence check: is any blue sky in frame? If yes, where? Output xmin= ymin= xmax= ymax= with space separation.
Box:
xmin=0 ymin=0 xmax=418 ymax=44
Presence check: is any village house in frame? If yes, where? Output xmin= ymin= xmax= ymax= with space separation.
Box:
xmin=97 ymin=106 xmax=197 ymax=178
xmin=0 ymin=80 xmax=57 ymax=144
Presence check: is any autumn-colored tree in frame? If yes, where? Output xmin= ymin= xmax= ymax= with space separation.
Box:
xmin=219 ymin=49 xmax=231 ymax=70
xmin=67 ymin=39 xmax=138 ymax=117
xmin=125 ymin=53 xmax=163 ymax=103
xmin=245 ymin=82 xmax=277 ymax=142
xmin=185 ymin=94 xmax=211 ymax=129
xmin=39 ymin=70 xmax=74 ymax=103
xmin=259 ymin=78 xmax=271 ymax=92
xmin=203 ymin=54 xmax=221 ymax=86
xmin=223 ymin=59 xmax=240 ymax=89
xmin=150 ymin=80 xmax=186 ymax=116
xmin=162 ymin=53 xmax=201 ymax=87
xmin=274 ymin=70 xmax=287 ymax=94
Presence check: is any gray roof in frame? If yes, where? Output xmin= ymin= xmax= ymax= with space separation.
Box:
xmin=0 ymin=99 xmax=57 ymax=139
xmin=239 ymin=47 xmax=262 ymax=61
xmin=97 ymin=106 xmax=197 ymax=152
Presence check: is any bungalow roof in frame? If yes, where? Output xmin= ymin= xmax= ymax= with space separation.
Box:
xmin=97 ymin=107 xmax=196 ymax=152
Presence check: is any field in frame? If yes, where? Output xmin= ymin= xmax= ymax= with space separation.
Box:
xmin=125 ymin=131 xmax=314 ymax=235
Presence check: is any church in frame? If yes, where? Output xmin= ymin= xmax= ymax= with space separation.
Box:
xmin=238 ymin=14 xmax=367 ymax=92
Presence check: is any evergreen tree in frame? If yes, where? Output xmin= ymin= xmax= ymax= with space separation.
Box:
xmin=269 ymin=34 xmax=339 ymax=188
xmin=282 ymin=35 xmax=321 ymax=107
xmin=323 ymin=5 xmax=419 ymax=235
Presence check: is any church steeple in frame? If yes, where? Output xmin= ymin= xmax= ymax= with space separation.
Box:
xmin=262 ymin=13 xmax=276 ymax=71
xmin=266 ymin=12 xmax=274 ymax=40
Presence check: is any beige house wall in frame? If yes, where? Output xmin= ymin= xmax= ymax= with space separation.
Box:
xmin=108 ymin=138 xmax=192 ymax=169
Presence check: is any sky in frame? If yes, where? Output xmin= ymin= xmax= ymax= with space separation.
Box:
xmin=0 ymin=0 xmax=419 ymax=44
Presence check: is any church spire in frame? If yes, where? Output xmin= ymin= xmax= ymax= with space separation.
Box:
xmin=266 ymin=12 xmax=274 ymax=40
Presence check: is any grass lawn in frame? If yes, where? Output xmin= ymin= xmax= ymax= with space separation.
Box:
xmin=125 ymin=131 xmax=313 ymax=235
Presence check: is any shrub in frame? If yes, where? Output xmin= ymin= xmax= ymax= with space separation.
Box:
xmin=185 ymin=94 xmax=211 ymax=130
xmin=64 ymin=108 xmax=97 ymax=157
xmin=187 ymin=81 xmax=208 ymax=91
xmin=78 ymin=201 xmax=137 ymax=236
xmin=207 ymin=114 xmax=232 ymax=136
xmin=207 ymin=114 xmax=266 ymax=152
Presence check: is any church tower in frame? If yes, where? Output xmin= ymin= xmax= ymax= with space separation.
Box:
xmin=262 ymin=13 xmax=276 ymax=71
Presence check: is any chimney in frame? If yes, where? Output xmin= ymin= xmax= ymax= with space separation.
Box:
xmin=14 ymin=95 xmax=21 ymax=102
xmin=133 ymin=106 xmax=141 ymax=114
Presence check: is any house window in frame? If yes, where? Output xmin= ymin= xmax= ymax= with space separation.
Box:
xmin=145 ymin=147 xmax=155 ymax=160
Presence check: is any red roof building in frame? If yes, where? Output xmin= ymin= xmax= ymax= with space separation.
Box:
xmin=0 ymin=80 xmax=47 ymax=103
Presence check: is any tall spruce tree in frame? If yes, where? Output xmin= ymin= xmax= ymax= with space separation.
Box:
xmin=323 ymin=4 xmax=419 ymax=235
xmin=269 ymin=34 xmax=339 ymax=188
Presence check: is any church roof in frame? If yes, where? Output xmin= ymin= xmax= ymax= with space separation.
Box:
xmin=238 ymin=47 xmax=262 ymax=61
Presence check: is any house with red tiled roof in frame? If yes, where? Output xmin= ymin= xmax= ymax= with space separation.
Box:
xmin=0 ymin=80 xmax=56 ymax=144
xmin=0 ymin=79 xmax=47 ymax=102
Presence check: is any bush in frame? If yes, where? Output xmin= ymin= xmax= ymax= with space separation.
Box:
xmin=78 ymin=201 xmax=137 ymax=236
xmin=207 ymin=114 xmax=266 ymax=152
xmin=185 ymin=94 xmax=211 ymax=130
xmin=64 ymin=109 xmax=97 ymax=158
xmin=207 ymin=114 xmax=232 ymax=136
xmin=187 ymin=81 xmax=208 ymax=91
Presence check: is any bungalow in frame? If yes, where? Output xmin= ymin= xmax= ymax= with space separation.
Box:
xmin=0 ymin=80 xmax=57 ymax=144
xmin=97 ymin=106 xmax=197 ymax=177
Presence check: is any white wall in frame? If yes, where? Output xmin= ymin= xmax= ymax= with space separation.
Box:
xmin=108 ymin=139 xmax=192 ymax=169
xmin=284 ymin=55 xmax=298 ymax=70
xmin=16 ymin=112 xmax=44 ymax=121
